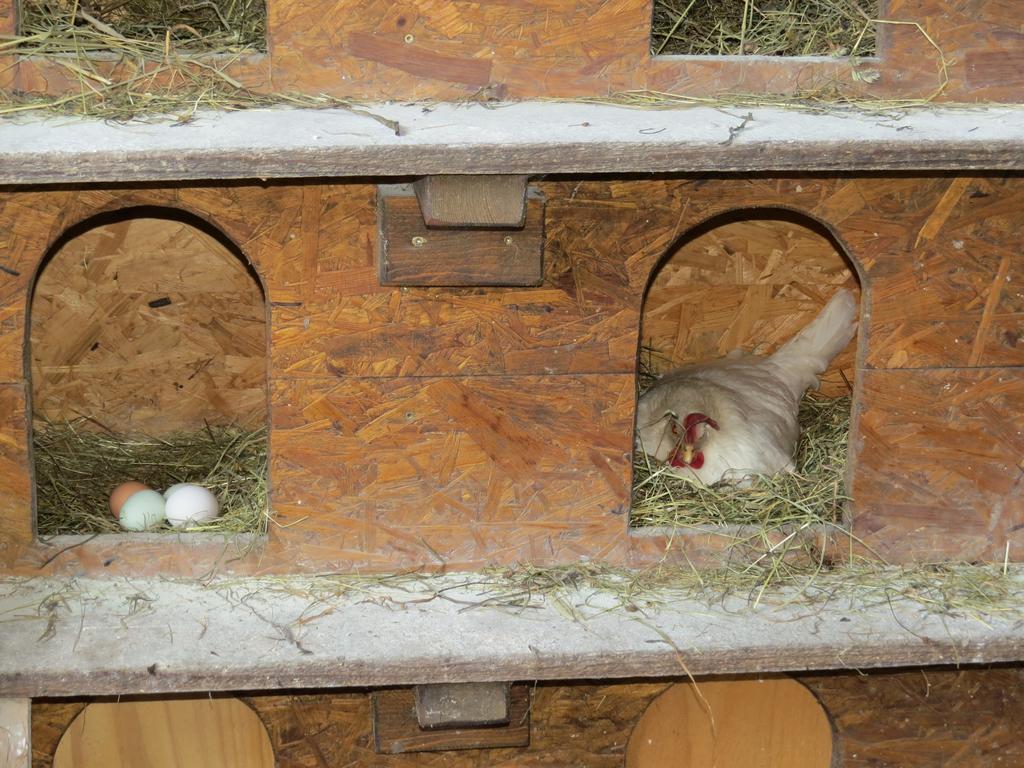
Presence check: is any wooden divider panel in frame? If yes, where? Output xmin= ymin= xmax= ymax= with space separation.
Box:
xmin=0 ymin=174 xmax=1019 ymax=575
xmin=30 ymin=667 xmax=1024 ymax=767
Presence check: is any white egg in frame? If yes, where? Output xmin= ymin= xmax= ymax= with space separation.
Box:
xmin=119 ymin=490 xmax=167 ymax=531
xmin=163 ymin=483 xmax=191 ymax=500
xmin=164 ymin=484 xmax=220 ymax=527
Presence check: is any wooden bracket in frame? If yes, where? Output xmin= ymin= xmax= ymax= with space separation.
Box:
xmin=413 ymin=175 xmax=529 ymax=228
xmin=372 ymin=684 xmax=530 ymax=754
xmin=414 ymin=681 xmax=510 ymax=729
xmin=377 ymin=184 xmax=545 ymax=287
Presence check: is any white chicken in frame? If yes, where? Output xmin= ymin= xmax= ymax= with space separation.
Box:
xmin=635 ymin=289 xmax=858 ymax=485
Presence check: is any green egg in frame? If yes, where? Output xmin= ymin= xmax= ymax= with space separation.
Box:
xmin=119 ymin=490 xmax=167 ymax=531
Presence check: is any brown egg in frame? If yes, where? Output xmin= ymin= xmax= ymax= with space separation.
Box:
xmin=109 ymin=481 xmax=152 ymax=518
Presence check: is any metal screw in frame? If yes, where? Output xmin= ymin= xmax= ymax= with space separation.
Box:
xmin=404 ymin=33 xmax=415 ymax=43
xmin=411 ymin=235 xmax=427 ymax=247
xmin=503 ymin=235 xmax=514 ymax=246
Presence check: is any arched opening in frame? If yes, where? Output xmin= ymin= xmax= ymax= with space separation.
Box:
xmin=28 ymin=207 xmax=270 ymax=537
xmin=631 ymin=208 xmax=862 ymax=531
xmin=625 ymin=677 xmax=834 ymax=767
xmin=53 ymin=697 xmax=275 ymax=768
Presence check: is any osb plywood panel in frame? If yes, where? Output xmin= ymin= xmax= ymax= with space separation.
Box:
xmin=643 ymin=217 xmax=860 ymax=397
xmin=0 ymin=383 xmax=33 ymax=555
xmin=804 ymin=665 xmax=1024 ymax=767
xmin=30 ymin=217 xmax=268 ymax=435
xmin=30 ymin=668 xmax=1024 ymax=767
xmin=854 ymin=368 xmax=1024 ymax=563
xmin=30 ymin=683 xmax=665 ymax=768
xmin=5 ymin=1 xmax=1024 ymax=102
xmin=0 ymin=175 xmax=1020 ymax=577
xmin=266 ymin=374 xmax=633 ymax=570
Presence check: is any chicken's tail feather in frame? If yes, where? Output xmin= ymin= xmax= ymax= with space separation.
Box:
xmin=772 ymin=288 xmax=858 ymax=391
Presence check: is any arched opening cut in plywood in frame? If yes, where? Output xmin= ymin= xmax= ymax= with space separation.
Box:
xmin=625 ymin=677 xmax=834 ymax=767
xmin=27 ymin=207 xmax=270 ymax=537
xmin=631 ymin=208 xmax=862 ymax=532
xmin=53 ymin=697 xmax=275 ymax=768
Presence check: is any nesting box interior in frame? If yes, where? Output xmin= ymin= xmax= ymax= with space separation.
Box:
xmin=28 ymin=209 xmax=269 ymax=536
xmin=650 ymin=0 xmax=879 ymax=57
xmin=632 ymin=212 xmax=861 ymax=531
xmin=0 ymin=174 xmax=1017 ymax=576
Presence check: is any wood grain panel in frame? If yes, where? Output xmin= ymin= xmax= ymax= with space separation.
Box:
xmin=852 ymin=368 xmax=1024 ymax=562
xmin=8 ymin=1 xmax=1024 ymax=102
xmin=804 ymin=665 xmax=1024 ymax=767
xmin=29 ymin=216 xmax=268 ymax=434
xmin=30 ymin=668 xmax=1024 ymax=767
xmin=0 ymin=698 xmax=30 ymax=768
xmin=267 ymin=373 xmax=632 ymax=570
xmin=0 ymin=384 xmax=33 ymax=553
xmin=258 ymin=682 xmax=660 ymax=767
xmin=1 ymin=174 xmax=1022 ymax=574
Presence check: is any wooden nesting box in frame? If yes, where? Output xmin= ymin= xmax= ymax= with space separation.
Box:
xmin=0 ymin=173 xmax=1020 ymax=575
xmin=0 ymin=0 xmax=1019 ymax=577
xmin=1 ymin=2 xmax=1024 ymax=759
xmin=27 ymin=665 xmax=1024 ymax=767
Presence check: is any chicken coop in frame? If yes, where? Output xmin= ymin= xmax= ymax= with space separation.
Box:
xmin=1 ymin=0 xmax=1023 ymax=765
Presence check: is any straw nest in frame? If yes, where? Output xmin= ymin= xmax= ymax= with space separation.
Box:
xmin=19 ymin=0 xmax=266 ymax=52
xmin=652 ymin=0 xmax=877 ymax=57
xmin=33 ymin=419 xmax=268 ymax=536
xmin=630 ymin=347 xmax=850 ymax=531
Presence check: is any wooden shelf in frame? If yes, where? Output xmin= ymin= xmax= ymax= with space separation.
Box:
xmin=2 ymin=572 xmax=1022 ymax=697
xmin=1 ymin=103 xmax=1023 ymax=185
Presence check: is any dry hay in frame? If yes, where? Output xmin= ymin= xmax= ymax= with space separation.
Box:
xmin=631 ymin=347 xmax=851 ymax=530
xmin=2 ymin=1 xmax=399 ymax=126
xmin=33 ymin=419 xmax=268 ymax=536
xmin=19 ymin=0 xmax=266 ymax=52
xmin=651 ymin=0 xmax=877 ymax=57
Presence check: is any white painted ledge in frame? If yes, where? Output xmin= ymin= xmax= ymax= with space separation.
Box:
xmin=1 ymin=102 xmax=1023 ymax=184
xmin=1 ymin=572 xmax=1021 ymax=697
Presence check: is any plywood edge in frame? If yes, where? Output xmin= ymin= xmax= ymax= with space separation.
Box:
xmin=0 ymin=698 xmax=30 ymax=768
xmin=1 ymin=103 xmax=1024 ymax=185
xmin=1 ymin=572 xmax=1022 ymax=697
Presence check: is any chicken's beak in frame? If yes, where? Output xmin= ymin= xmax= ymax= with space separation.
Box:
xmin=680 ymin=445 xmax=694 ymax=464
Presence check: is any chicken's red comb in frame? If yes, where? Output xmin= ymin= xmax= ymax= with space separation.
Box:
xmin=683 ymin=412 xmax=719 ymax=431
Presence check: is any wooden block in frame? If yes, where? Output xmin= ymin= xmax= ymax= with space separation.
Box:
xmin=413 ymin=175 xmax=529 ymax=227
xmin=378 ymin=188 xmax=544 ymax=286
xmin=415 ymin=682 xmax=510 ymax=728
xmin=373 ymin=685 xmax=530 ymax=753
xmin=0 ymin=698 xmax=30 ymax=768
